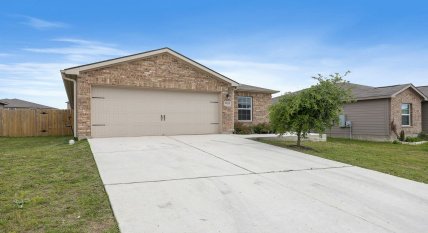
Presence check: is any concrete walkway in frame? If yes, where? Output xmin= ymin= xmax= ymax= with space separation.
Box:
xmin=89 ymin=134 xmax=428 ymax=233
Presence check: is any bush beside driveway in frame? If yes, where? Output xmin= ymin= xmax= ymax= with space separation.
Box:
xmin=0 ymin=137 xmax=119 ymax=232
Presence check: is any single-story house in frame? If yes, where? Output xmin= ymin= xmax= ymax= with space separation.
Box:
xmin=418 ymin=86 xmax=428 ymax=133
xmin=327 ymin=83 xmax=427 ymax=140
xmin=0 ymin=98 xmax=55 ymax=110
xmin=61 ymin=48 xmax=278 ymax=139
xmin=272 ymin=83 xmax=428 ymax=140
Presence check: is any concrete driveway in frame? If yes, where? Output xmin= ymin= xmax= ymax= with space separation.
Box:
xmin=89 ymin=134 xmax=428 ymax=233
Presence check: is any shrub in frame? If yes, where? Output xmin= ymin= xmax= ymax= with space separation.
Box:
xmin=252 ymin=123 xmax=271 ymax=134
xmin=405 ymin=136 xmax=422 ymax=142
xmin=234 ymin=122 xmax=252 ymax=134
xmin=399 ymin=130 xmax=405 ymax=142
xmin=392 ymin=140 xmax=399 ymax=144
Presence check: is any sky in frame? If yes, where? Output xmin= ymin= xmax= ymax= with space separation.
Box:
xmin=1 ymin=0 xmax=428 ymax=108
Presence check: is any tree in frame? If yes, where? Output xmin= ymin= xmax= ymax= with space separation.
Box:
xmin=270 ymin=72 xmax=353 ymax=147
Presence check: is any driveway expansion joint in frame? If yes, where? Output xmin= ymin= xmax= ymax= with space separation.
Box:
xmin=168 ymin=136 xmax=256 ymax=174
xmin=103 ymin=165 xmax=353 ymax=186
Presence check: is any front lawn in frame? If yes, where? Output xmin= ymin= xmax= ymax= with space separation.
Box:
xmin=256 ymin=137 xmax=428 ymax=184
xmin=0 ymin=137 xmax=119 ymax=232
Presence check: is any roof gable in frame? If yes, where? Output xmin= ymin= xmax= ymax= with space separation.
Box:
xmin=390 ymin=84 xmax=427 ymax=100
xmin=62 ymin=47 xmax=239 ymax=86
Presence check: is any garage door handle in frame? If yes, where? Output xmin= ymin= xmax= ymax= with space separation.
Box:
xmin=164 ymin=115 xmax=166 ymax=121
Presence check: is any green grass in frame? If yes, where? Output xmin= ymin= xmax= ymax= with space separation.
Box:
xmin=256 ymin=137 xmax=428 ymax=184
xmin=0 ymin=137 xmax=119 ymax=233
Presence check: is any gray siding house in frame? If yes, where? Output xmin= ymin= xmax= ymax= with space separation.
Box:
xmin=329 ymin=83 xmax=427 ymax=140
xmin=273 ymin=83 xmax=428 ymax=140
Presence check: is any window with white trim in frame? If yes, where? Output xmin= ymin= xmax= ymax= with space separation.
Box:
xmin=401 ymin=103 xmax=411 ymax=126
xmin=237 ymin=96 xmax=252 ymax=121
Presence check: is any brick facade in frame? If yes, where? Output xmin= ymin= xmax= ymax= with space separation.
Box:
xmin=390 ymin=88 xmax=423 ymax=137
xmin=76 ymin=52 xmax=235 ymax=138
xmin=234 ymin=91 xmax=272 ymax=126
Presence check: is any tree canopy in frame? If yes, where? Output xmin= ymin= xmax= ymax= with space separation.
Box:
xmin=269 ymin=72 xmax=353 ymax=146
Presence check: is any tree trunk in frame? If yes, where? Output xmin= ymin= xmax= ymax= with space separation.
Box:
xmin=297 ymin=131 xmax=301 ymax=147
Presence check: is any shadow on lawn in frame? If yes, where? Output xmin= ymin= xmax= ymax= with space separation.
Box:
xmin=252 ymin=138 xmax=320 ymax=152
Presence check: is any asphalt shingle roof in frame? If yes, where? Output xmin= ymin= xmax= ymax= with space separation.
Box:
xmin=272 ymin=82 xmax=428 ymax=103
xmin=417 ymin=86 xmax=428 ymax=100
xmin=236 ymin=84 xmax=279 ymax=94
xmin=341 ymin=83 xmax=410 ymax=100
xmin=0 ymin=98 xmax=55 ymax=109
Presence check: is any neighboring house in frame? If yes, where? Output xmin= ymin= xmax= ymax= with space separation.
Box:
xmin=0 ymin=98 xmax=55 ymax=110
xmin=61 ymin=48 xmax=278 ymax=139
xmin=0 ymin=101 xmax=7 ymax=109
xmin=272 ymin=83 xmax=427 ymax=140
xmin=325 ymin=83 xmax=427 ymax=140
xmin=418 ymin=86 xmax=428 ymax=133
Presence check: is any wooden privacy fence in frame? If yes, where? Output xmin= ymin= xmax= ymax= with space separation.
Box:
xmin=0 ymin=109 xmax=73 ymax=137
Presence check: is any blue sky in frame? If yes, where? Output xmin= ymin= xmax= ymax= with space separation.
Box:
xmin=1 ymin=0 xmax=428 ymax=108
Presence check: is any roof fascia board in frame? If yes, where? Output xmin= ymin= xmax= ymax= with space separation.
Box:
xmin=62 ymin=48 xmax=239 ymax=86
xmin=354 ymin=96 xmax=392 ymax=101
xmin=236 ymin=89 xmax=279 ymax=94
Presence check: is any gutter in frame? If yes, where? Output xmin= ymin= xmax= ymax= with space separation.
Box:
xmin=61 ymin=71 xmax=77 ymax=138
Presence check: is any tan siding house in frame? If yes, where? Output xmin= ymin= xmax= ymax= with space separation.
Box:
xmin=61 ymin=48 xmax=278 ymax=139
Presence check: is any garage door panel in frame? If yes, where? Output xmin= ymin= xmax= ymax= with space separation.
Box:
xmin=91 ymin=86 xmax=220 ymax=137
xmin=162 ymin=92 xmax=219 ymax=135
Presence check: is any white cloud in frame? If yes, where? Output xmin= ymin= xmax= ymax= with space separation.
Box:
xmin=198 ymin=59 xmax=306 ymax=96
xmin=0 ymin=38 xmax=130 ymax=108
xmin=4 ymin=35 xmax=428 ymax=109
xmin=0 ymin=62 xmax=75 ymax=108
xmin=24 ymin=38 xmax=129 ymax=63
xmin=196 ymin=42 xmax=428 ymax=97
xmin=20 ymin=16 xmax=67 ymax=29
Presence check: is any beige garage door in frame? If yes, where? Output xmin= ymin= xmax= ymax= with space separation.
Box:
xmin=91 ymin=86 xmax=220 ymax=137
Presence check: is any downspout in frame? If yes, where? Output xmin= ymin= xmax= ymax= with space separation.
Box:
xmin=61 ymin=71 xmax=77 ymax=139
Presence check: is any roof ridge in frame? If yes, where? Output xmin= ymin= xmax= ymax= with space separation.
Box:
xmin=374 ymin=83 xmax=410 ymax=89
xmin=346 ymin=82 xmax=375 ymax=88
xmin=62 ymin=47 xmax=240 ymax=86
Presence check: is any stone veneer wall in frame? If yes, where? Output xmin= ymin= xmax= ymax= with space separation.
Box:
xmin=390 ymin=88 xmax=423 ymax=136
xmin=76 ymin=52 xmax=234 ymax=138
xmin=234 ymin=91 xmax=272 ymax=126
